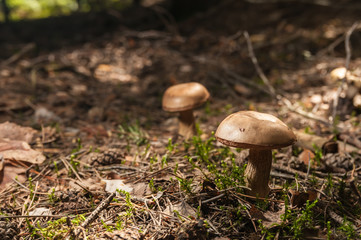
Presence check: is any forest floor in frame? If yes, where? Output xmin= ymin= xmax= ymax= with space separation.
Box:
xmin=0 ymin=0 xmax=361 ymax=239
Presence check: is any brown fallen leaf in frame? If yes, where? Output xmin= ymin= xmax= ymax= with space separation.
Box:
xmin=258 ymin=204 xmax=285 ymax=228
xmin=298 ymin=149 xmax=316 ymax=166
xmin=290 ymin=189 xmax=318 ymax=208
xmin=0 ymin=139 xmax=45 ymax=164
xmin=0 ymin=127 xmax=45 ymax=189
xmin=0 ymin=121 xmax=37 ymax=143
xmin=131 ymin=182 xmax=152 ymax=198
xmin=163 ymin=201 xmax=198 ymax=219
xmin=0 ymin=160 xmax=27 ymax=189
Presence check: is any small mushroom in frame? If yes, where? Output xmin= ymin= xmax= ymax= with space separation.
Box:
xmin=215 ymin=111 xmax=296 ymax=197
xmin=162 ymin=82 xmax=210 ymax=139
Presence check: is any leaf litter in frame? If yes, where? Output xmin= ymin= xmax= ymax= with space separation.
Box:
xmin=0 ymin=1 xmax=361 ymax=239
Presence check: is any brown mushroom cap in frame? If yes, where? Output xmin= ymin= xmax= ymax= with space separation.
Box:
xmin=215 ymin=111 xmax=296 ymax=149
xmin=162 ymin=82 xmax=210 ymax=112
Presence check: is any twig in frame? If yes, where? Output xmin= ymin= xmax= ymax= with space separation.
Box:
xmin=332 ymin=22 xmax=360 ymax=122
xmin=60 ymin=157 xmax=83 ymax=182
xmin=243 ymin=30 xmax=338 ymax=129
xmin=13 ymin=178 xmax=49 ymax=195
xmin=280 ymin=97 xmax=333 ymax=127
xmin=339 ymin=133 xmax=361 ymax=149
xmin=243 ymin=31 xmax=276 ymax=97
xmin=67 ymin=192 xmax=116 ymax=239
xmin=316 ymin=34 xmax=344 ymax=57
xmin=0 ymin=214 xmax=66 ymax=219
xmin=232 ymin=191 xmax=284 ymax=203
xmin=270 ymin=170 xmax=294 ymax=179
xmin=132 ymin=166 xmax=172 ymax=184
xmin=204 ymin=218 xmax=221 ymax=235
xmin=97 ymin=165 xmax=145 ymax=172
xmin=0 ymin=43 xmax=36 ymax=67
xmin=272 ymin=163 xmax=324 ymax=182
xmin=150 ymin=5 xmax=179 ymax=36
xmin=202 ymin=193 xmax=225 ymax=204
xmin=348 ymin=164 xmax=361 ymax=205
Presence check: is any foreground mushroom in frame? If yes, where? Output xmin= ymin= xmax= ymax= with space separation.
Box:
xmin=215 ymin=111 xmax=296 ymax=197
xmin=162 ymin=82 xmax=210 ymax=139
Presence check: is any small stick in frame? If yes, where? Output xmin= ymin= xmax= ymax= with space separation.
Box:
xmin=60 ymin=157 xmax=83 ymax=182
xmin=202 ymin=193 xmax=225 ymax=204
xmin=281 ymin=97 xmax=331 ymax=127
xmin=243 ymin=31 xmax=339 ymax=130
xmin=348 ymin=164 xmax=361 ymax=204
xmin=68 ymin=192 xmax=116 ymax=239
xmin=80 ymin=192 xmax=116 ymax=228
xmin=232 ymin=191 xmax=284 ymax=203
xmin=243 ymin=31 xmax=276 ymax=97
xmin=306 ymin=151 xmax=312 ymax=180
xmin=332 ymin=22 xmax=360 ymax=122
xmin=132 ymin=166 xmax=172 ymax=184
xmin=0 ymin=43 xmax=36 ymax=67
xmin=0 ymin=214 xmax=65 ymax=219
xmin=13 ymin=179 xmax=49 ymax=195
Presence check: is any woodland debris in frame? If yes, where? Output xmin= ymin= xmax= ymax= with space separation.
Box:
xmin=0 ymin=121 xmax=36 ymax=143
xmin=294 ymin=130 xmax=360 ymax=154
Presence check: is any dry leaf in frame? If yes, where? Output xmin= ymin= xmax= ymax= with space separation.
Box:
xmin=249 ymin=205 xmax=267 ymax=221
xmin=102 ymin=179 xmax=134 ymax=193
xmin=29 ymin=207 xmax=52 ymax=216
xmin=163 ymin=201 xmax=197 ymax=219
xmin=261 ymin=204 xmax=285 ymax=228
xmin=0 ymin=121 xmax=36 ymax=143
xmin=298 ymin=149 xmax=316 ymax=166
xmin=290 ymin=189 xmax=318 ymax=207
xmin=131 ymin=182 xmax=152 ymax=198
xmin=0 ymin=139 xmax=45 ymax=164
xmin=0 ymin=161 xmax=27 ymax=189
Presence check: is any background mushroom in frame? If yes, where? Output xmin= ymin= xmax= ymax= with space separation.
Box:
xmin=215 ymin=111 xmax=296 ymax=197
xmin=162 ymin=82 xmax=210 ymax=139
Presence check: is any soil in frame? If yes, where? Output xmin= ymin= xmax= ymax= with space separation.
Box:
xmin=0 ymin=0 xmax=361 ymax=239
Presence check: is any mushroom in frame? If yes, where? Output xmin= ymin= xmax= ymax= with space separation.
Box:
xmin=215 ymin=111 xmax=296 ymax=197
xmin=162 ymin=82 xmax=210 ymax=139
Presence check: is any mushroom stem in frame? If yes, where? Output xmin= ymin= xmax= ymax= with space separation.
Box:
xmin=178 ymin=109 xmax=196 ymax=139
xmin=244 ymin=149 xmax=272 ymax=198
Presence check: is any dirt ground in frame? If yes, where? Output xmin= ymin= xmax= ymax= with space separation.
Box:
xmin=0 ymin=0 xmax=361 ymax=239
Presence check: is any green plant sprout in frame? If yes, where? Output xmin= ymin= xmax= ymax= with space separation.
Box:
xmin=327 ymin=221 xmax=332 ymax=240
xmin=176 ymin=176 xmax=193 ymax=194
xmin=118 ymin=122 xmax=149 ymax=147
xmin=338 ymin=218 xmax=359 ymax=239
xmin=149 ymin=155 xmax=158 ymax=171
xmin=71 ymin=138 xmax=83 ymax=154
xmin=101 ymin=219 xmax=114 ymax=232
xmin=48 ymin=188 xmax=57 ymax=203
xmin=69 ymin=154 xmax=79 ymax=174
xmin=259 ymin=219 xmax=275 ymax=240
xmin=290 ymin=200 xmax=318 ymax=239
xmin=53 ymin=160 xmax=59 ymax=177
xmin=312 ymin=143 xmax=323 ymax=165
xmin=149 ymin=178 xmax=157 ymax=193
xmin=28 ymin=177 xmax=35 ymax=200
